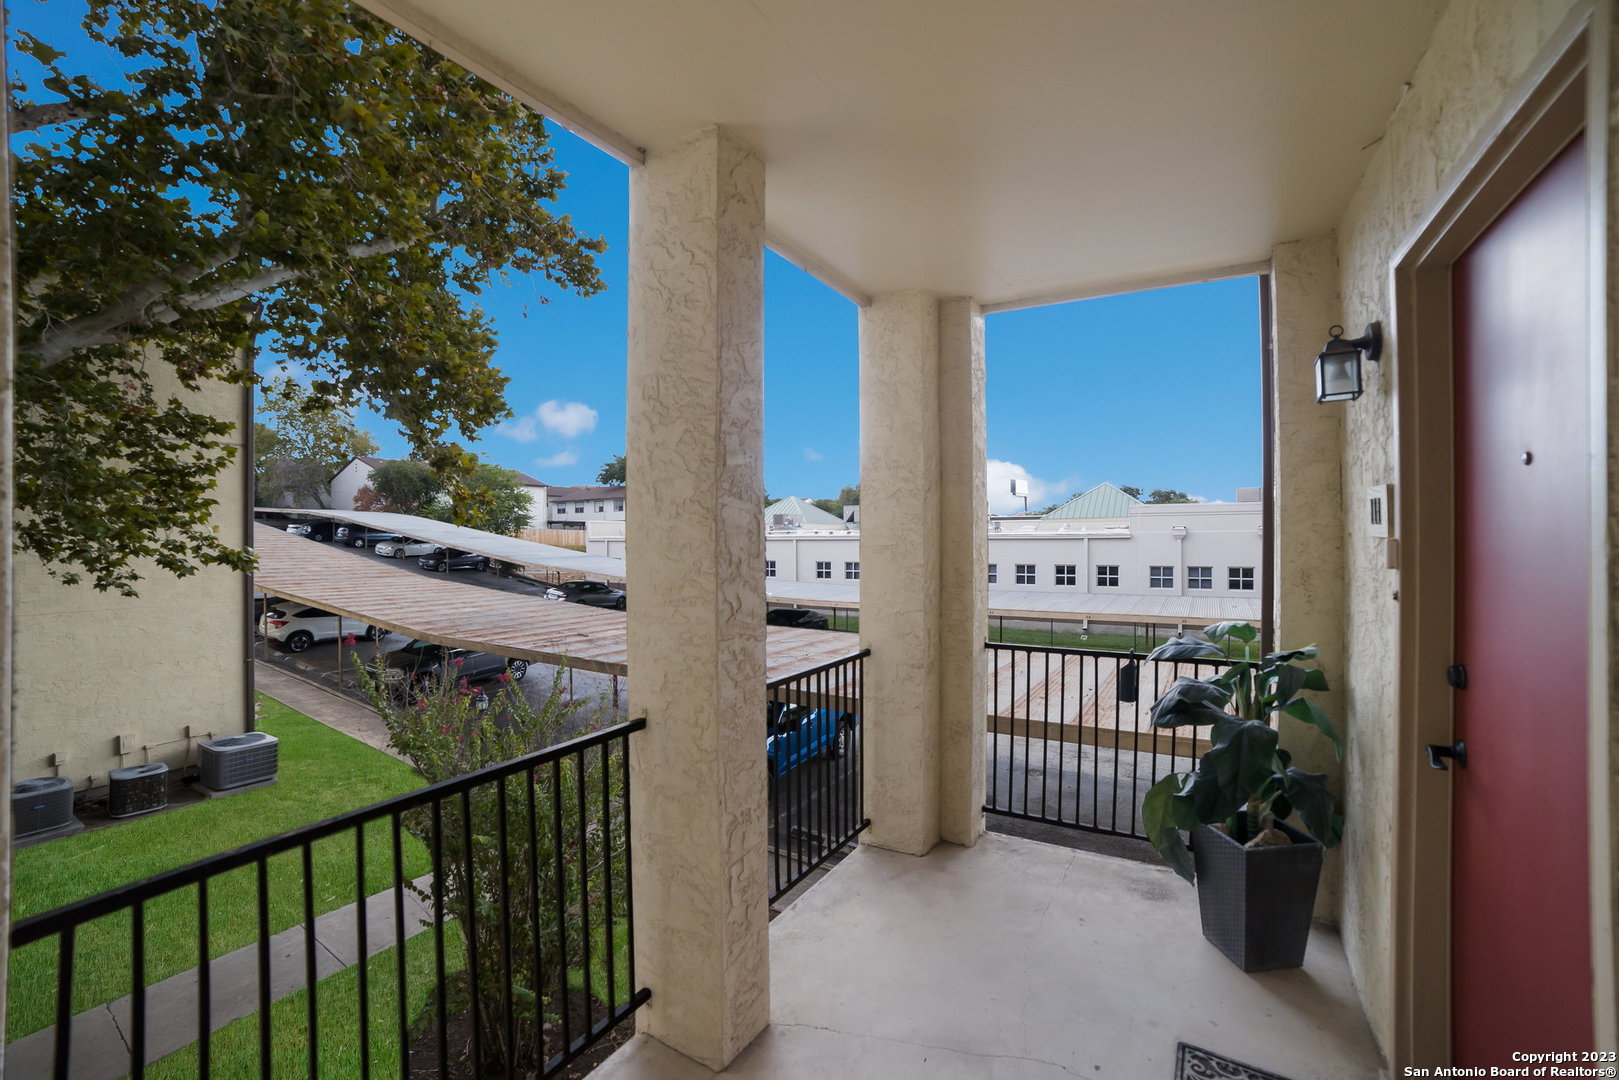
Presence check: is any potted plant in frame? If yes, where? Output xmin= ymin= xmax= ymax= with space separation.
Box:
xmin=1140 ymin=620 xmax=1344 ymax=972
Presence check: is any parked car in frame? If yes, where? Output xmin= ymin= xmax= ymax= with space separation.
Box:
xmin=418 ymin=547 xmax=491 ymax=572
xmin=380 ymin=639 xmax=528 ymax=694
xmin=336 ymin=526 xmax=403 ymax=549
xmin=766 ymin=608 xmax=829 ymax=631
xmin=258 ymin=603 xmax=384 ymax=653
xmin=544 ymin=580 xmax=627 ymax=609
xmin=766 ymin=703 xmax=856 ymax=776
xmin=373 ymin=538 xmax=437 ymax=559
xmin=284 ymin=521 xmax=335 ymax=541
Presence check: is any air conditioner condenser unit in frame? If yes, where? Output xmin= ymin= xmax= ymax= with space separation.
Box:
xmin=198 ymin=732 xmax=280 ymax=791
xmin=12 ymin=776 xmax=82 ymax=843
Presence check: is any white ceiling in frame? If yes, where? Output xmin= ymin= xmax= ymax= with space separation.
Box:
xmin=357 ymin=0 xmax=1445 ymax=306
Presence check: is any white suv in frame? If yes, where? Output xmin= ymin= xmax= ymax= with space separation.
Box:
xmin=258 ymin=603 xmax=385 ymax=653
xmin=373 ymin=539 xmax=436 ymax=559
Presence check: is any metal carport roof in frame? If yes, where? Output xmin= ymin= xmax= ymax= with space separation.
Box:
xmin=254 ymin=524 xmax=861 ymax=681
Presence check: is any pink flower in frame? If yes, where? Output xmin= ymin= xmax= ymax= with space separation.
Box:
xmin=497 ymin=672 xmax=511 ymax=684
xmin=438 ymin=724 xmax=453 ymax=735
xmin=343 ymin=633 xmax=358 ymax=646
xmin=452 ymin=657 xmax=464 ymax=667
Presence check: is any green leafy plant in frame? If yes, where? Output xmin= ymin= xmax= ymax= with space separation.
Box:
xmin=1141 ymin=621 xmax=1344 ymax=882
xmin=356 ymin=659 xmax=624 ymax=1075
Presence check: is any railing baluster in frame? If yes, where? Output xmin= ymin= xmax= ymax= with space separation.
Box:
xmin=198 ymin=879 xmax=211 ymax=1080
xmin=53 ymin=926 xmax=75 ymax=1080
xmin=303 ymin=843 xmax=319 ymax=1080
xmin=550 ymin=756 xmax=571 ymax=1057
xmin=431 ymin=799 xmax=449 ymax=1080
xmin=576 ymin=741 xmax=593 ymax=1045
xmin=461 ymin=788 xmax=481 ymax=1074
xmin=496 ymin=776 xmax=515 ymax=1079
xmin=355 ymin=825 xmax=371 ymax=1080
xmin=601 ymin=737 xmax=617 ymax=1016
xmin=620 ymin=729 xmax=639 ymax=1019
xmin=258 ymin=857 xmax=273 ymax=1080
xmin=131 ymin=901 xmax=146 ymax=1079
xmin=392 ymin=812 xmax=409 ymax=1080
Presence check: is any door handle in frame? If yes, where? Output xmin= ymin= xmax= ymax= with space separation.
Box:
xmin=1426 ymin=740 xmax=1467 ymax=771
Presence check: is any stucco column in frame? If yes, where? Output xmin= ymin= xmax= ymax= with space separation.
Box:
xmin=1270 ymin=237 xmax=1347 ymax=919
xmin=860 ymin=293 xmax=987 ymax=854
xmin=625 ymin=126 xmax=768 ymax=1070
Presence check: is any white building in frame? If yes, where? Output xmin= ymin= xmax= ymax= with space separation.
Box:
xmin=547 ymin=484 xmax=627 ymax=529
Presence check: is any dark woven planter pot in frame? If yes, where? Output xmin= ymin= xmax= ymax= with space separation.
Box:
xmin=1192 ymin=820 xmax=1323 ymax=972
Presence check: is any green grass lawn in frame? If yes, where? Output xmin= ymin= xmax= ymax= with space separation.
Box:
xmin=8 ymin=695 xmax=430 ymax=1042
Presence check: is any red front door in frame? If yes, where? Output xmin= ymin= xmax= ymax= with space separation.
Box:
xmin=1451 ymin=134 xmax=1591 ymax=1063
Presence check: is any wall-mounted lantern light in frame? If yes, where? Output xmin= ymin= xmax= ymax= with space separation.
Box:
xmin=1316 ymin=322 xmax=1382 ymax=403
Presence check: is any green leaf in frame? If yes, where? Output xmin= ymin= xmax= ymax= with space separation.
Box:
xmin=1204 ymin=620 xmax=1257 ymax=643
xmin=1302 ymin=667 xmax=1330 ymax=692
xmin=1266 ymin=662 xmax=1308 ymax=710
xmin=1143 ymin=776 xmax=1196 ymax=883
xmin=1264 ymin=646 xmax=1319 ymax=664
xmin=1199 ymin=720 xmax=1279 ymax=801
xmin=1282 ymin=767 xmax=1343 ymax=847
xmin=1148 ymin=677 xmax=1232 ymax=728
xmin=1146 ymin=635 xmax=1223 ymax=661
xmin=1281 ymin=697 xmax=1344 ymax=760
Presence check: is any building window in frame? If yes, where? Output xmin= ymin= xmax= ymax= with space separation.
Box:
xmin=1188 ymin=566 xmax=1213 ymax=590
xmin=1150 ymin=565 xmax=1174 ymax=589
xmin=556 ymin=505 xmax=567 ymax=514
xmin=1229 ymin=566 xmax=1256 ymax=590
xmin=988 ymin=563 xmax=998 ymax=584
xmin=595 ymin=502 xmax=605 ymax=512
xmin=614 ymin=500 xmax=624 ymax=511
xmin=845 ymin=561 xmax=860 ymax=580
xmin=574 ymin=502 xmax=585 ymax=512
xmin=765 ymin=560 xmax=776 ymax=578
xmin=1054 ymin=564 xmax=1076 ymax=586
xmin=1015 ymin=564 xmax=1036 ymax=585
xmin=816 ymin=561 xmax=832 ymax=579
xmin=1095 ymin=565 xmax=1119 ymax=587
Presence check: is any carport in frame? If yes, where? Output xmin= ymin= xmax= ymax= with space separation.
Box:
xmin=253 ymin=524 xmax=859 ymax=682
xmin=260 ymin=508 xmax=628 ymax=581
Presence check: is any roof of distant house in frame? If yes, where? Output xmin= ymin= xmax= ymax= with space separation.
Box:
xmin=765 ymin=496 xmax=853 ymax=530
xmin=1041 ymin=482 xmax=1142 ymax=519
xmin=547 ymin=484 xmax=626 ymax=501
xmin=333 ymin=456 xmax=547 ymax=487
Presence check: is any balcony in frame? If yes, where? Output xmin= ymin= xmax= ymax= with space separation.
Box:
xmin=596 ymin=833 xmax=1379 ymax=1079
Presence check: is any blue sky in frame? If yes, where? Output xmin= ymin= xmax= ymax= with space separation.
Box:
xmin=14 ymin=1 xmax=1261 ymax=509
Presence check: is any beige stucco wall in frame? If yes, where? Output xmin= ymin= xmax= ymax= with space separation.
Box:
xmin=1323 ymin=0 xmax=1587 ymax=1054
xmin=13 ymin=371 xmax=251 ymax=792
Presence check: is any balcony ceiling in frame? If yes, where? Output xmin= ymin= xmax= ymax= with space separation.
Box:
xmin=356 ymin=0 xmax=1445 ymax=306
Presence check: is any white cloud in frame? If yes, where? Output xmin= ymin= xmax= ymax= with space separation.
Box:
xmin=496 ymin=399 xmax=599 ymax=442
xmin=497 ymin=415 xmax=539 ymax=442
xmin=537 ymin=399 xmax=598 ymax=438
xmin=535 ymin=450 xmax=578 ymax=468
xmin=985 ymin=459 xmax=1070 ymax=514
xmin=803 ymin=447 xmax=824 ymax=462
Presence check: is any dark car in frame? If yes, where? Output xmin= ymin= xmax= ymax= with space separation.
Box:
xmin=766 ymin=607 xmax=829 ymax=631
xmin=380 ymin=639 xmax=528 ymax=695
xmin=544 ymin=580 xmax=627 ymax=609
xmin=285 ymin=520 xmax=336 ymax=541
xmin=336 ymin=526 xmax=403 ymax=549
xmin=418 ymin=547 xmax=491 ymax=572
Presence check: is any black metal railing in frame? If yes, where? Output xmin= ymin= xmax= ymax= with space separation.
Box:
xmin=766 ymin=651 xmax=869 ymax=902
xmin=9 ymin=719 xmax=650 ymax=1080
xmin=985 ymin=643 xmax=1232 ymax=839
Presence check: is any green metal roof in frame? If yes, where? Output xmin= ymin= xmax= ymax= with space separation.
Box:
xmin=1040 ymin=482 xmax=1141 ymax=520
xmin=765 ymin=496 xmax=851 ymax=529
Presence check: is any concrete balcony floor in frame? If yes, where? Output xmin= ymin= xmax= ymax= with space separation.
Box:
xmin=596 ymin=831 xmax=1384 ymax=1079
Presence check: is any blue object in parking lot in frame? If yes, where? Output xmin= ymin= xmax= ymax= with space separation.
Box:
xmin=766 ymin=703 xmax=857 ymax=776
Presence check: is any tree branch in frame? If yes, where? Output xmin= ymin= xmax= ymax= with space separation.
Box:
xmin=25 ymin=237 xmax=413 ymax=367
xmin=10 ymin=101 xmax=92 ymax=133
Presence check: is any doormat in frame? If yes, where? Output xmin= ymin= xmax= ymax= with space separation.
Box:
xmin=1175 ymin=1043 xmax=1295 ymax=1080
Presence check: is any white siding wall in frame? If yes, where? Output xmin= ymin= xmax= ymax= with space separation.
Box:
xmin=549 ymin=493 xmax=626 ymax=526
xmin=328 ymin=459 xmax=375 ymax=511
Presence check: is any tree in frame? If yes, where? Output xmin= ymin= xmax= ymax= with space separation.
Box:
xmin=595 ymin=454 xmax=626 ymax=486
xmin=423 ymin=464 xmax=533 ymax=536
xmin=812 ymin=483 xmax=860 ymax=519
xmin=14 ymin=0 xmax=606 ymax=594
xmin=366 ymin=460 xmax=441 ymax=515
xmin=1120 ymin=485 xmax=1196 ymax=503
xmin=254 ymin=376 xmax=378 ymax=507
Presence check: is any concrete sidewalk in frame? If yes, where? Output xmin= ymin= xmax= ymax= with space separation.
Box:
xmin=7 ymin=875 xmax=441 ymax=1080
xmin=254 ymin=660 xmax=403 ymax=759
